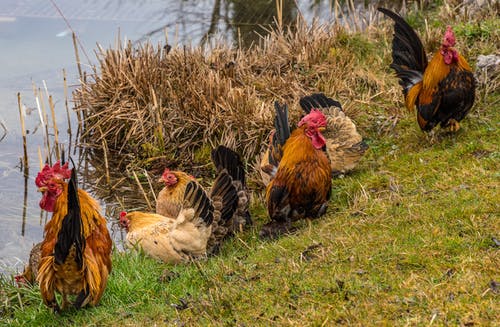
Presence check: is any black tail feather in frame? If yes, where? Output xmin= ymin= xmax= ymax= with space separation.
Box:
xmin=299 ymin=93 xmax=342 ymax=114
xmin=269 ymin=102 xmax=291 ymax=167
xmin=211 ymin=145 xmax=246 ymax=186
xmin=210 ymin=170 xmax=238 ymax=223
xmin=273 ymin=102 xmax=291 ymax=148
xmin=54 ymin=168 xmax=85 ymax=269
xmin=378 ymin=7 xmax=427 ymax=92
xmin=183 ymin=181 xmax=214 ymax=226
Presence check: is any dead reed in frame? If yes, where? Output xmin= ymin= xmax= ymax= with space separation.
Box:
xmin=73 ymin=18 xmax=386 ymax=182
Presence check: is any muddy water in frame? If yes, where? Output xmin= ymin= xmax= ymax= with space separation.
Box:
xmin=0 ymin=0 xmax=392 ymax=275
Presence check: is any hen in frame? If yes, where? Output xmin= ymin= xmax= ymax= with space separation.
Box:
xmin=300 ymin=94 xmax=368 ymax=175
xmin=261 ymin=102 xmax=332 ymax=238
xmin=35 ymin=161 xmax=112 ymax=311
xmin=157 ymin=145 xmax=251 ymax=235
xmin=120 ymin=173 xmax=237 ymax=262
xmin=156 ymin=169 xmax=195 ymax=218
xmin=15 ymin=242 xmax=42 ymax=286
xmin=378 ymin=8 xmax=475 ymax=132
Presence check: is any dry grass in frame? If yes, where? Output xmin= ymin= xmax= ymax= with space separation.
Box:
xmin=73 ymin=18 xmax=388 ymax=181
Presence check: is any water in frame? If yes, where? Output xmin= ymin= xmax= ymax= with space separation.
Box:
xmin=0 ymin=0 xmax=390 ymax=275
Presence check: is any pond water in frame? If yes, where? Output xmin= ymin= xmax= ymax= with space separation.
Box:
xmin=0 ymin=0 xmax=391 ymax=275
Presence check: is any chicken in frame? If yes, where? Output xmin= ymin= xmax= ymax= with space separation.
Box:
xmin=156 ymin=146 xmax=251 ymax=236
xmin=260 ymin=102 xmax=332 ymax=238
xmin=15 ymin=242 xmax=42 ymax=286
xmin=260 ymin=93 xmax=367 ymax=182
xmin=156 ymin=169 xmax=195 ymax=218
xmin=120 ymin=173 xmax=238 ymax=262
xmin=378 ymin=8 xmax=475 ymax=132
xmin=35 ymin=161 xmax=112 ymax=312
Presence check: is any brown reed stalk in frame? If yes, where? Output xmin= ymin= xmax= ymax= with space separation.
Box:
xmin=97 ymin=126 xmax=111 ymax=184
xmin=37 ymin=146 xmax=43 ymax=170
xmin=32 ymin=84 xmax=51 ymax=165
xmin=132 ymin=170 xmax=153 ymax=211
xmin=63 ymin=69 xmax=72 ymax=135
xmin=48 ymin=95 xmax=60 ymax=161
xmin=275 ymin=0 xmax=283 ymax=30
xmin=73 ymin=33 xmax=83 ymax=82
xmin=17 ymin=93 xmax=29 ymax=171
xmin=143 ymin=169 xmax=157 ymax=204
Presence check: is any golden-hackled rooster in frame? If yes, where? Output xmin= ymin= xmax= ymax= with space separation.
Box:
xmin=260 ymin=94 xmax=367 ymax=184
xmin=35 ymin=161 xmax=112 ymax=312
xmin=120 ymin=171 xmax=237 ymax=262
xmin=260 ymin=101 xmax=332 ymax=238
xmin=378 ymin=8 xmax=475 ymax=132
xmin=157 ymin=145 xmax=251 ymax=235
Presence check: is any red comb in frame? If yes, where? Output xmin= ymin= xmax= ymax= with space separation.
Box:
xmin=35 ymin=161 xmax=71 ymax=187
xmin=119 ymin=211 xmax=127 ymax=218
xmin=298 ymin=109 xmax=327 ymax=127
xmin=443 ymin=26 xmax=456 ymax=47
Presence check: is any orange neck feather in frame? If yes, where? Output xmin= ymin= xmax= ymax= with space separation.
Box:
xmin=279 ymin=127 xmax=326 ymax=167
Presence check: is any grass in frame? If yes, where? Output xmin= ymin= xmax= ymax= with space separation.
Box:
xmin=1 ymin=1 xmax=499 ymax=326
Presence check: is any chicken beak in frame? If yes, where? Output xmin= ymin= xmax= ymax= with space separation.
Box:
xmin=318 ymin=127 xmax=326 ymax=132
xmin=38 ymin=186 xmax=48 ymax=192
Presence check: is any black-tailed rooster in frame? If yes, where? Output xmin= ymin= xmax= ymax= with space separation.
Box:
xmin=260 ymin=102 xmax=332 ymax=238
xmin=35 ymin=161 xmax=112 ymax=312
xmin=260 ymin=94 xmax=367 ymax=183
xmin=378 ymin=7 xmax=475 ymax=132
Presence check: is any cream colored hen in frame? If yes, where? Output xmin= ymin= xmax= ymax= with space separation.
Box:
xmin=120 ymin=174 xmax=237 ymax=263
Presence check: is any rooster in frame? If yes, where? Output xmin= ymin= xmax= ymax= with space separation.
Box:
xmin=35 ymin=161 xmax=112 ymax=312
xmin=120 ymin=172 xmax=238 ymax=262
xmin=261 ymin=93 xmax=367 ymax=183
xmin=261 ymin=102 xmax=332 ymax=238
xmin=157 ymin=145 xmax=251 ymax=234
xmin=378 ymin=8 xmax=475 ymax=132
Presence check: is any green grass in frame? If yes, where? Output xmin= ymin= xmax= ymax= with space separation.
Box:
xmin=2 ymin=103 xmax=498 ymax=326
xmin=2 ymin=4 xmax=499 ymax=326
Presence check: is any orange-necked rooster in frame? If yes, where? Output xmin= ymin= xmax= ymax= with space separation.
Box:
xmin=378 ymin=8 xmax=475 ymax=132
xmin=261 ymin=102 xmax=332 ymax=238
xmin=35 ymin=161 xmax=112 ymax=312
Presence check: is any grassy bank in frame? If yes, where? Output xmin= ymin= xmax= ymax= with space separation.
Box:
xmin=1 ymin=2 xmax=499 ymax=326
